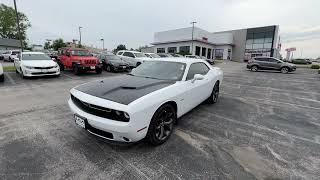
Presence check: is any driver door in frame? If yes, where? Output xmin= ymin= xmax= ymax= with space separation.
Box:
xmin=179 ymin=62 xmax=212 ymax=114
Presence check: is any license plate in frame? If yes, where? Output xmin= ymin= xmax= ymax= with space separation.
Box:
xmin=90 ymin=66 xmax=95 ymax=70
xmin=74 ymin=114 xmax=86 ymax=129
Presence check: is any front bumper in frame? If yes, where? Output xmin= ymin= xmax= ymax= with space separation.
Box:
xmin=68 ymin=98 xmax=147 ymax=142
xmin=23 ymin=68 xmax=60 ymax=77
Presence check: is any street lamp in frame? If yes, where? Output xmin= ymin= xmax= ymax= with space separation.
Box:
xmin=13 ymin=0 xmax=24 ymax=52
xmin=190 ymin=21 xmax=197 ymax=55
xmin=78 ymin=26 xmax=83 ymax=46
xmin=100 ymin=38 xmax=104 ymax=50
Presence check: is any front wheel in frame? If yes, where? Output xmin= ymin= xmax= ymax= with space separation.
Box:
xmin=0 ymin=74 xmax=4 ymax=82
xmin=73 ymin=65 xmax=81 ymax=75
xmin=146 ymin=104 xmax=176 ymax=145
xmin=207 ymin=82 xmax=220 ymax=104
xmin=281 ymin=67 xmax=289 ymax=74
xmin=96 ymin=68 xmax=102 ymax=74
xmin=20 ymin=68 xmax=25 ymax=79
xmin=251 ymin=65 xmax=258 ymax=72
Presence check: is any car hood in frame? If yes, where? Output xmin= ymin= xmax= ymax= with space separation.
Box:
xmin=75 ymin=75 xmax=175 ymax=105
xmin=284 ymin=62 xmax=296 ymax=67
xmin=21 ymin=60 xmax=57 ymax=67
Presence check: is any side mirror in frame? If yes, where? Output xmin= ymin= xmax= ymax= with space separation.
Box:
xmin=191 ymin=74 xmax=204 ymax=83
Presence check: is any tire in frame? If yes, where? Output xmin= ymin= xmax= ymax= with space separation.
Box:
xmin=73 ymin=65 xmax=81 ymax=75
xmin=251 ymin=65 xmax=258 ymax=72
xmin=106 ymin=65 xmax=112 ymax=72
xmin=20 ymin=68 xmax=25 ymax=79
xmin=0 ymin=74 xmax=4 ymax=82
xmin=146 ymin=104 xmax=176 ymax=145
xmin=96 ymin=68 xmax=102 ymax=74
xmin=281 ymin=67 xmax=289 ymax=74
xmin=207 ymin=82 xmax=220 ymax=104
xmin=58 ymin=62 xmax=64 ymax=71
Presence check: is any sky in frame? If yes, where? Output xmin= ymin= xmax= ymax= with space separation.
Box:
xmin=1 ymin=0 xmax=320 ymax=58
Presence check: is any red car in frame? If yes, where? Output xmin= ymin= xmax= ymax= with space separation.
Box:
xmin=57 ymin=48 xmax=102 ymax=75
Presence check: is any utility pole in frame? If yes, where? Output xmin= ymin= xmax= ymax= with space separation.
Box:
xmin=100 ymin=38 xmax=104 ymax=50
xmin=13 ymin=0 xmax=24 ymax=52
xmin=79 ymin=26 xmax=82 ymax=46
xmin=190 ymin=21 xmax=197 ymax=55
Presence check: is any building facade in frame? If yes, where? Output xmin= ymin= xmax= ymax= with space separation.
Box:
xmin=0 ymin=38 xmax=21 ymax=50
xmin=145 ymin=25 xmax=280 ymax=62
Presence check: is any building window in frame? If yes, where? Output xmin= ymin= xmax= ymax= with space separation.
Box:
xmin=207 ymin=49 xmax=211 ymax=59
xmin=215 ymin=49 xmax=224 ymax=59
xmin=201 ymin=47 xmax=206 ymax=57
xmin=168 ymin=47 xmax=177 ymax=53
xmin=195 ymin=46 xmax=201 ymax=56
xmin=157 ymin=48 xmax=165 ymax=53
xmin=179 ymin=46 xmax=190 ymax=54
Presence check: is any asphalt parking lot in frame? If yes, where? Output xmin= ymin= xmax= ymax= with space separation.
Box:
xmin=0 ymin=61 xmax=320 ymax=180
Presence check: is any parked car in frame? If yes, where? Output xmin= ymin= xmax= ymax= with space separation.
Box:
xmin=185 ymin=55 xmax=214 ymax=65
xmin=292 ymin=59 xmax=312 ymax=64
xmin=0 ymin=63 xmax=4 ymax=82
xmin=2 ymin=50 xmax=21 ymax=62
xmin=68 ymin=58 xmax=223 ymax=145
xmin=157 ymin=53 xmax=173 ymax=58
xmin=169 ymin=53 xmax=183 ymax=57
xmin=97 ymin=52 xmax=130 ymax=72
xmin=57 ymin=48 xmax=102 ymax=75
xmin=0 ymin=50 xmax=6 ymax=60
xmin=116 ymin=50 xmax=150 ymax=68
xmin=14 ymin=52 xmax=60 ymax=78
xmin=144 ymin=53 xmax=161 ymax=58
xmin=247 ymin=57 xmax=296 ymax=73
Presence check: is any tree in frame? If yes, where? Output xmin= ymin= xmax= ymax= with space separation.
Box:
xmin=52 ymin=38 xmax=66 ymax=51
xmin=44 ymin=41 xmax=51 ymax=49
xmin=112 ymin=44 xmax=127 ymax=54
xmin=0 ymin=4 xmax=31 ymax=47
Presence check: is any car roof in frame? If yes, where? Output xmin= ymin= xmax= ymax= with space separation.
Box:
xmin=118 ymin=50 xmax=142 ymax=53
xmin=151 ymin=57 xmax=207 ymax=65
xmin=22 ymin=51 xmax=45 ymax=55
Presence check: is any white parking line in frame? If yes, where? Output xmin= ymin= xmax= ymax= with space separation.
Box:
xmin=4 ymin=73 xmax=16 ymax=85
xmin=204 ymin=111 xmax=320 ymax=146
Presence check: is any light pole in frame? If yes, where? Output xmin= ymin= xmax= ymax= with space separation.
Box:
xmin=190 ymin=21 xmax=197 ymax=55
xmin=100 ymin=38 xmax=104 ymax=50
xmin=13 ymin=0 xmax=24 ymax=52
xmin=78 ymin=26 xmax=82 ymax=46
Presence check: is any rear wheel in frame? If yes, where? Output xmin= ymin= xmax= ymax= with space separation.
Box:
xmin=106 ymin=65 xmax=113 ymax=72
xmin=146 ymin=104 xmax=176 ymax=145
xmin=58 ymin=61 xmax=64 ymax=71
xmin=281 ymin=67 xmax=289 ymax=73
xmin=251 ymin=65 xmax=258 ymax=72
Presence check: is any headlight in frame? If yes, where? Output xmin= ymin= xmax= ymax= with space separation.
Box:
xmin=54 ymin=65 xmax=59 ymax=68
xmin=114 ymin=110 xmax=130 ymax=121
xmin=124 ymin=112 xmax=130 ymax=119
xmin=24 ymin=66 xmax=33 ymax=69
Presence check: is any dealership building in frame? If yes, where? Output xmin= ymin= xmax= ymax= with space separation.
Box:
xmin=144 ymin=25 xmax=280 ymax=61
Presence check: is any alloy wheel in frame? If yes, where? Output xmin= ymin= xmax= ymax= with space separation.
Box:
xmin=281 ymin=67 xmax=288 ymax=73
xmin=155 ymin=107 xmax=174 ymax=141
xmin=212 ymin=85 xmax=219 ymax=103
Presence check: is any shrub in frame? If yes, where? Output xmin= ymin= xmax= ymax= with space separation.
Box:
xmin=310 ymin=64 xmax=320 ymax=69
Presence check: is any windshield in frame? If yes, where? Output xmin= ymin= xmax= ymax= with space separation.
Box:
xmin=22 ymin=54 xmax=51 ymax=60
xmin=129 ymin=61 xmax=186 ymax=81
xmin=134 ymin=53 xmax=146 ymax=57
xmin=150 ymin=54 xmax=161 ymax=58
xmin=106 ymin=54 xmax=121 ymax=60
xmin=12 ymin=51 xmax=20 ymax=55
xmin=71 ymin=50 xmax=91 ymax=56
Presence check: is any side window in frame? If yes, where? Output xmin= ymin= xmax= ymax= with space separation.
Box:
xmin=123 ymin=52 xmax=134 ymax=58
xmin=186 ymin=62 xmax=210 ymax=80
xmin=118 ymin=51 xmax=123 ymax=55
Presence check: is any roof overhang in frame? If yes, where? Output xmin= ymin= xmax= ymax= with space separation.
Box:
xmin=151 ymin=39 xmax=234 ymax=46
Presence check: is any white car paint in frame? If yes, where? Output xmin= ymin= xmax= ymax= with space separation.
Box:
xmin=15 ymin=51 xmax=60 ymax=77
xmin=116 ymin=50 xmax=150 ymax=67
xmin=144 ymin=53 xmax=161 ymax=58
xmin=2 ymin=50 xmax=20 ymax=62
xmin=68 ymin=58 xmax=223 ymax=143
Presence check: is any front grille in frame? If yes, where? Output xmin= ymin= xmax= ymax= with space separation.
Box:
xmin=34 ymin=66 xmax=55 ymax=69
xmin=31 ymin=72 xmax=56 ymax=75
xmin=86 ymin=122 xmax=114 ymax=139
xmin=71 ymin=94 xmax=129 ymax=122
xmin=84 ymin=60 xmax=97 ymax=64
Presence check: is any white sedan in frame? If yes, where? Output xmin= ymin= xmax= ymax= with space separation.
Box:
xmin=68 ymin=58 xmax=223 ymax=145
xmin=0 ymin=63 xmax=4 ymax=82
xmin=14 ymin=52 xmax=60 ymax=78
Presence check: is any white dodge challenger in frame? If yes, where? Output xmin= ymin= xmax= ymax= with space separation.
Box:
xmin=68 ymin=58 xmax=223 ymax=145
